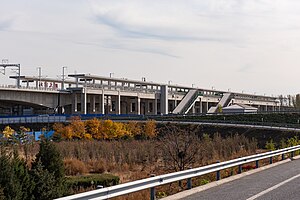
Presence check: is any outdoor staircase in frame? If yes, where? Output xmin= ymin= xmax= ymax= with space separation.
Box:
xmin=207 ymin=93 xmax=233 ymax=113
xmin=172 ymin=89 xmax=200 ymax=114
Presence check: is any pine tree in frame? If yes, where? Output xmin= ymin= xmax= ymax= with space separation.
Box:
xmin=0 ymin=152 xmax=16 ymax=200
xmin=31 ymin=160 xmax=58 ymax=200
xmin=32 ymin=139 xmax=66 ymax=197
xmin=0 ymin=150 xmax=33 ymax=200
xmin=11 ymin=152 xmax=34 ymax=200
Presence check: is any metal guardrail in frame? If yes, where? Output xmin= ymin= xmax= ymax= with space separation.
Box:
xmin=0 ymin=115 xmax=66 ymax=124
xmin=56 ymin=145 xmax=300 ymax=200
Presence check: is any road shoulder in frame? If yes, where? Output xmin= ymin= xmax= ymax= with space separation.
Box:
xmin=162 ymin=156 xmax=300 ymax=200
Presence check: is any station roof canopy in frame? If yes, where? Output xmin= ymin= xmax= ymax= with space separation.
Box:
xmin=10 ymin=73 xmax=277 ymax=101
xmin=9 ymin=75 xmax=76 ymax=84
xmin=68 ymin=73 xmax=212 ymax=91
xmin=69 ymin=73 xmax=165 ymax=87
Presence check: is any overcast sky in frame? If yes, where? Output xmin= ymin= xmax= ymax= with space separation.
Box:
xmin=0 ymin=0 xmax=300 ymax=96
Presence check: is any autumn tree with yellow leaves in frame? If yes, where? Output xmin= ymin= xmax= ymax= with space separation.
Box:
xmin=2 ymin=126 xmax=14 ymax=138
xmin=144 ymin=120 xmax=157 ymax=139
xmin=53 ymin=118 xmax=157 ymax=140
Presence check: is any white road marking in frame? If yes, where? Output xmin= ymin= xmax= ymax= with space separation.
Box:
xmin=246 ymin=173 xmax=300 ymax=200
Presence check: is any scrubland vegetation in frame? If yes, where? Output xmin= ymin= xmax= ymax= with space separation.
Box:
xmin=1 ymin=117 xmax=298 ymax=199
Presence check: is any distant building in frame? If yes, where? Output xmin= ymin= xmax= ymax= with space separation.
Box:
xmin=222 ymin=104 xmax=258 ymax=114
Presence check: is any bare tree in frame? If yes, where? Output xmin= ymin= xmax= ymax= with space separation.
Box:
xmin=159 ymin=124 xmax=201 ymax=172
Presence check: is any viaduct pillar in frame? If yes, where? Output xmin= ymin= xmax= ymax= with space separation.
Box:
xmin=160 ymin=85 xmax=168 ymax=114
xmin=81 ymin=88 xmax=87 ymax=114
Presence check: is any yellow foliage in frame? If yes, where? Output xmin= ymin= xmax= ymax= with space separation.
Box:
xmin=62 ymin=126 xmax=73 ymax=140
xmin=144 ymin=120 xmax=157 ymax=138
xmin=114 ymin=122 xmax=130 ymax=139
xmin=126 ymin=121 xmax=142 ymax=137
xmin=101 ymin=120 xmax=117 ymax=139
xmin=2 ymin=126 xmax=14 ymax=138
xmin=54 ymin=118 xmax=157 ymax=140
xmin=53 ymin=122 xmax=74 ymax=140
xmin=83 ymin=133 xmax=92 ymax=140
xmin=85 ymin=118 xmax=101 ymax=139
xmin=20 ymin=126 xmax=30 ymax=132
xmin=70 ymin=117 xmax=85 ymax=139
xmin=53 ymin=123 xmax=64 ymax=134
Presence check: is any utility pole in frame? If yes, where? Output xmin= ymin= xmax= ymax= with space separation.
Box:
xmin=62 ymin=66 xmax=67 ymax=90
xmin=0 ymin=60 xmax=21 ymax=88
xmin=37 ymin=67 xmax=42 ymax=88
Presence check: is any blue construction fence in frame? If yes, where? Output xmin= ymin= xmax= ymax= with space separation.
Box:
xmin=28 ymin=130 xmax=55 ymax=141
xmin=0 ymin=130 xmax=55 ymax=143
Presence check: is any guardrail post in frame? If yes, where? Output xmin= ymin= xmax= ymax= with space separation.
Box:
xmin=150 ymin=174 xmax=156 ymax=200
xmin=238 ymin=164 xmax=242 ymax=174
xmin=282 ymin=153 xmax=285 ymax=160
xmin=291 ymin=151 xmax=294 ymax=159
xmin=216 ymin=161 xmax=221 ymax=181
xmin=269 ymin=157 xmax=273 ymax=164
xmin=255 ymin=160 xmax=259 ymax=168
xmin=187 ymin=167 xmax=192 ymax=190
xmin=187 ymin=178 xmax=192 ymax=190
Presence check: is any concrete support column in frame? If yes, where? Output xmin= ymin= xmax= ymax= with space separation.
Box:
xmin=137 ymin=97 xmax=141 ymax=115
xmin=116 ymin=92 xmax=121 ymax=115
xmin=99 ymin=91 xmax=105 ymax=114
xmin=145 ymin=100 xmax=149 ymax=114
xmin=206 ymin=102 xmax=209 ymax=113
xmin=72 ymin=93 xmax=78 ymax=113
xmin=192 ymin=104 xmax=195 ymax=114
xmin=91 ymin=95 xmax=96 ymax=113
xmin=160 ymin=85 xmax=168 ymax=114
xmin=81 ymin=88 xmax=87 ymax=114
xmin=154 ymin=98 xmax=158 ymax=115
xmin=107 ymin=96 xmax=111 ymax=113
xmin=200 ymin=98 xmax=203 ymax=113
xmin=36 ymin=80 xmax=39 ymax=88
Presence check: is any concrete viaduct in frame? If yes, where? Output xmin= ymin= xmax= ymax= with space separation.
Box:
xmin=0 ymin=73 xmax=283 ymax=116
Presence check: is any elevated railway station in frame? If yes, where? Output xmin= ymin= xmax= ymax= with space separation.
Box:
xmin=0 ymin=69 xmax=284 ymax=116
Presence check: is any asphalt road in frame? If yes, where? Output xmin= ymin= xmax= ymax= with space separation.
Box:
xmin=183 ymin=158 xmax=300 ymax=200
